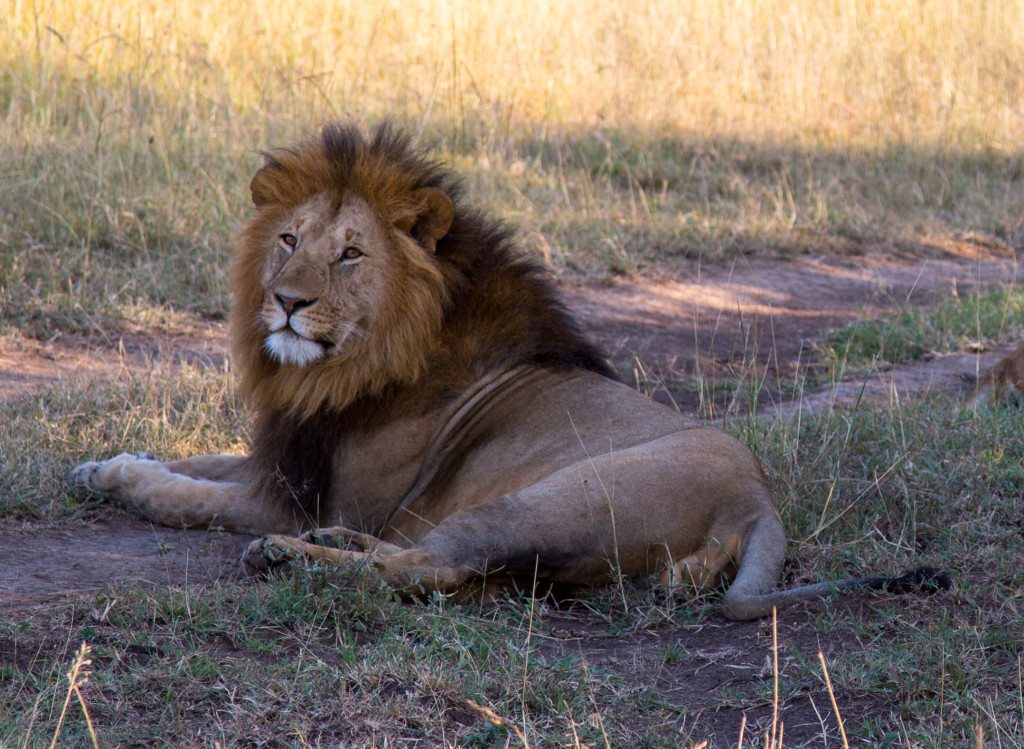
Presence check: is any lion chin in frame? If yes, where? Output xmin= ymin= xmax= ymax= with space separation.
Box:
xmin=264 ymin=330 xmax=325 ymax=367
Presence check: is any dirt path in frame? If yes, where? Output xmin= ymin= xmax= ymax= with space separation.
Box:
xmin=0 ymin=514 xmax=252 ymax=611
xmin=567 ymin=247 xmax=1021 ymax=408
xmin=1 ymin=247 xmax=1019 ymax=611
xmin=0 ymin=321 xmax=227 ymax=400
xmin=3 ymin=247 xmax=1017 ymax=404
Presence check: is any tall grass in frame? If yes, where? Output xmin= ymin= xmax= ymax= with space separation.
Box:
xmin=8 ymin=0 xmax=1024 ymax=144
xmin=2 ymin=1 xmax=1023 ymax=332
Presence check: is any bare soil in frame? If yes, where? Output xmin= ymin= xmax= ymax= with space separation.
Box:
xmin=0 ymin=321 xmax=227 ymax=400
xmin=566 ymin=245 xmax=1021 ymax=411
xmin=1 ymin=245 xmax=1020 ymax=742
xmin=0 ymin=513 xmax=251 ymax=612
xmin=541 ymin=600 xmax=888 ymax=745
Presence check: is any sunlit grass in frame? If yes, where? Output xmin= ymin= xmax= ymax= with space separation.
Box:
xmin=2 ymin=1 xmax=1023 ymax=335
xmin=820 ymin=285 xmax=1024 ymax=370
xmin=8 ymin=0 xmax=1023 ymax=144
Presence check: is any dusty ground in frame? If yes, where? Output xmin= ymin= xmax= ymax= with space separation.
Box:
xmin=540 ymin=600 xmax=889 ymax=745
xmin=568 ymin=245 xmax=1021 ymax=410
xmin=1 ymin=246 xmax=1020 ymax=744
xmin=4 ymin=245 xmax=1016 ymax=404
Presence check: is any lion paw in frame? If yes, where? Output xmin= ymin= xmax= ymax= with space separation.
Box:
xmin=67 ymin=460 xmax=102 ymax=490
xmin=241 ymin=535 xmax=303 ymax=574
xmin=68 ymin=452 xmax=156 ymax=493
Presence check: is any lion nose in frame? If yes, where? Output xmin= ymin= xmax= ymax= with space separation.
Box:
xmin=275 ymin=293 xmax=315 ymax=316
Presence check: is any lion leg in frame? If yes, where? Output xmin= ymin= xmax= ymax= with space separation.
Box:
xmin=160 ymin=454 xmax=250 ymax=482
xmin=299 ymin=526 xmax=405 ymax=555
xmin=242 ymin=534 xmax=475 ymax=594
xmin=69 ymin=452 xmax=300 ymax=535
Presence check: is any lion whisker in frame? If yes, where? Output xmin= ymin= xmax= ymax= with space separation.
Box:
xmin=332 ymin=321 xmax=367 ymax=343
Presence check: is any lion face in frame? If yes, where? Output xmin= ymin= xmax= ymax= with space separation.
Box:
xmin=231 ymin=125 xmax=458 ymax=415
xmin=259 ymin=194 xmax=392 ymax=367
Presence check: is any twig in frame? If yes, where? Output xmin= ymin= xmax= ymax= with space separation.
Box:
xmin=770 ymin=607 xmax=779 ymax=748
xmin=818 ymin=650 xmax=849 ymax=749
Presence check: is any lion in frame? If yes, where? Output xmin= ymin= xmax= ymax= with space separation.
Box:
xmin=69 ymin=123 xmax=948 ymax=620
xmin=967 ymin=343 xmax=1024 ymax=406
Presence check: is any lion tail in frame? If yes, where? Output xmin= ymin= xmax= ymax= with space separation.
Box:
xmin=720 ymin=513 xmax=951 ymax=621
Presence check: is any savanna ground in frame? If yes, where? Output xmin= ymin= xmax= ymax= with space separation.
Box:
xmin=1 ymin=1 xmax=1023 ymax=746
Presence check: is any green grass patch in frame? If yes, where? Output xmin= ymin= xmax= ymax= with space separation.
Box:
xmin=819 ymin=286 xmax=1024 ymax=372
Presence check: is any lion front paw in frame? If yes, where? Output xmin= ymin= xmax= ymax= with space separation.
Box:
xmin=67 ymin=460 xmax=103 ymax=491
xmin=241 ymin=535 xmax=305 ymax=574
xmin=67 ymin=452 xmax=156 ymax=493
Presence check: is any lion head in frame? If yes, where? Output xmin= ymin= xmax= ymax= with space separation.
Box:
xmin=230 ymin=124 xmax=458 ymax=418
xmin=231 ymin=123 xmax=614 ymax=516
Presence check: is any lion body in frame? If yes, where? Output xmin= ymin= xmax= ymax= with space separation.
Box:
xmin=70 ymin=124 xmax=946 ymax=619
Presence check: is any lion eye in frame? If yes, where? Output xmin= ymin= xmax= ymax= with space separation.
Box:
xmin=340 ymin=247 xmax=363 ymax=261
xmin=280 ymin=233 xmax=297 ymax=248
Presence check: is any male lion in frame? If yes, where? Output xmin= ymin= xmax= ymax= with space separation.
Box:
xmin=70 ymin=124 xmax=947 ymax=619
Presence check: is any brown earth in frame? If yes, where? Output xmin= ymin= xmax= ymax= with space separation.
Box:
xmin=541 ymin=600 xmax=891 ymax=746
xmin=1 ymin=246 xmax=1021 ymax=744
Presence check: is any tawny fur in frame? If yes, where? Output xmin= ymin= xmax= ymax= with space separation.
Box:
xmin=70 ymin=123 xmax=948 ymax=619
xmin=968 ymin=343 xmax=1024 ymax=406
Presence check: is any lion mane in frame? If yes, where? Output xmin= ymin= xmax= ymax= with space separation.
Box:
xmin=229 ymin=123 xmax=613 ymax=521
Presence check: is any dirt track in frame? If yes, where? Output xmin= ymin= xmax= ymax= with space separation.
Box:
xmin=0 ymin=247 xmax=1020 ymax=612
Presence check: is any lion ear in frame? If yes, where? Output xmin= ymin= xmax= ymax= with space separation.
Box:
xmin=395 ymin=188 xmax=454 ymax=253
xmin=250 ymin=160 xmax=281 ymax=208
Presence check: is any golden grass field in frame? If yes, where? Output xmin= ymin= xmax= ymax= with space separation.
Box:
xmin=8 ymin=0 xmax=1024 ymax=143
xmin=2 ymin=0 xmax=1023 ymax=336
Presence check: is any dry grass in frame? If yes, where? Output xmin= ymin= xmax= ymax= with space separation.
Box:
xmin=2 ymin=0 xmax=1024 ymax=334
xmin=8 ymin=0 xmax=1023 ymax=143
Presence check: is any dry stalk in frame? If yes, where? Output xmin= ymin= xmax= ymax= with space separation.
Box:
xmin=770 ymin=607 xmax=780 ymax=748
xmin=48 ymin=641 xmax=99 ymax=749
xmin=465 ymin=699 xmax=531 ymax=749
xmin=818 ymin=650 xmax=849 ymax=749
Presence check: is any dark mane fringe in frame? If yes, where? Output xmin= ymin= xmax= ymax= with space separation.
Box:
xmin=249 ymin=409 xmax=338 ymax=524
xmin=246 ymin=122 xmax=615 ymax=522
